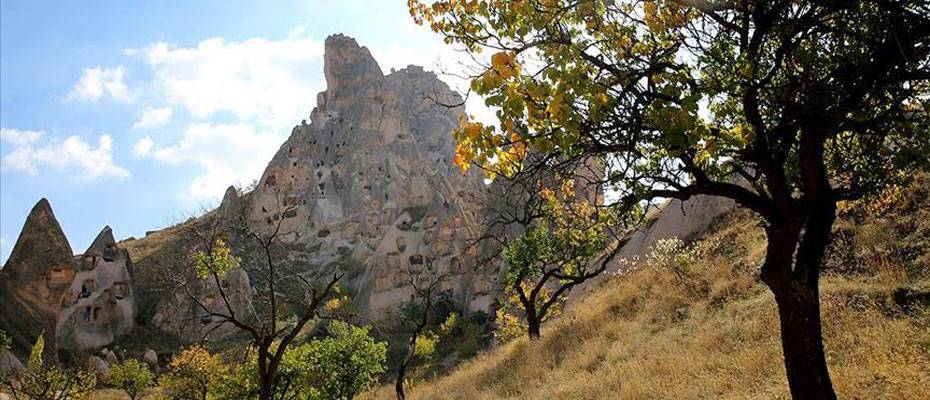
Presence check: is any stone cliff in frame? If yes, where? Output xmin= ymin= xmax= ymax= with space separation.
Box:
xmin=246 ymin=34 xmax=494 ymax=315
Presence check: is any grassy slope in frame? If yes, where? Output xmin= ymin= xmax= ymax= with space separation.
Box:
xmin=369 ymin=177 xmax=930 ymax=399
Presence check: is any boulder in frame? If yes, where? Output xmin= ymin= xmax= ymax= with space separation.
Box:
xmin=88 ymin=355 xmax=109 ymax=377
xmin=105 ymin=350 xmax=118 ymax=365
xmin=0 ymin=351 xmax=24 ymax=376
xmin=143 ymin=349 xmax=158 ymax=368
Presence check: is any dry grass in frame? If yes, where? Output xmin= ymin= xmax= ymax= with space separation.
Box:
xmin=365 ymin=180 xmax=930 ymax=399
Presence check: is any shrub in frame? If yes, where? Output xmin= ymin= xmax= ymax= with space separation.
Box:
xmin=106 ymin=359 xmax=153 ymax=400
xmin=0 ymin=334 xmax=96 ymax=400
xmin=162 ymin=345 xmax=224 ymax=400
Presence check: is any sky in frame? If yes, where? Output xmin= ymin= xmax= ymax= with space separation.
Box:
xmin=0 ymin=0 xmax=491 ymax=263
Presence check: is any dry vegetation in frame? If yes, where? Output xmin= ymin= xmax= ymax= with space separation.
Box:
xmin=367 ymin=176 xmax=930 ymax=400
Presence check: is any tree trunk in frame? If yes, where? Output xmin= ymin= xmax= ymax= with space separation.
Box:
xmin=395 ymin=358 xmax=408 ymax=400
xmin=761 ymin=220 xmax=837 ymax=400
xmin=772 ymin=284 xmax=836 ymax=400
xmin=526 ymin=316 xmax=541 ymax=340
xmin=258 ymin=367 xmax=274 ymax=400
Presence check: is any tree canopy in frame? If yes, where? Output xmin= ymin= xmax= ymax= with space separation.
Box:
xmin=105 ymin=359 xmax=153 ymax=400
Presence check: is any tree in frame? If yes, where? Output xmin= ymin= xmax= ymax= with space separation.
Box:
xmin=0 ymin=334 xmax=96 ymax=400
xmin=497 ymin=180 xmax=620 ymax=339
xmin=302 ymin=321 xmax=387 ymax=400
xmin=216 ymin=321 xmax=387 ymax=400
xmin=394 ymin=264 xmax=448 ymax=400
xmin=411 ymin=1 xmax=930 ymax=397
xmin=169 ymin=199 xmax=343 ymax=400
xmin=162 ymin=345 xmax=225 ymax=400
xmin=105 ymin=359 xmax=153 ymax=400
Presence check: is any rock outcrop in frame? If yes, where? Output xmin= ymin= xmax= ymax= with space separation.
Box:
xmin=0 ymin=199 xmax=75 ymax=360
xmin=56 ymin=226 xmax=136 ymax=351
xmin=143 ymin=34 xmax=500 ymax=341
xmin=614 ymin=195 xmax=736 ymax=264
xmin=244 ymin=34 xmax=495 ymax=318
xmin=150 ymin=266 xmax=252 ymax=342
xmin=0 ymin=201 xmax=137 ymax=357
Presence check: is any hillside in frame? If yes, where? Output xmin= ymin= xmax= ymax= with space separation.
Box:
xmin=369 ymin=175 xmax=930 ymax=399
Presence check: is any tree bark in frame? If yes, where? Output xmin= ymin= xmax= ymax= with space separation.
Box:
xmin=761 ymin=219 xmax=837 ymax=400
xmin=526 ymin=316 xmax=541 ymax=340
xmin=396 ymin=333 xmax=416 ymax=400
xmin=395 ymin=359 xmax=408 ymax=400
xmin=772 ymin=283 xmax=836 ymax=400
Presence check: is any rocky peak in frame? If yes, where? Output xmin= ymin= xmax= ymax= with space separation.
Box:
xmin=239 ymin=34 xmax=497 ymax=321
xmin=85 ymin=226 xmax=116 ymax=257
xmin=322 ymin=34 xmax=384 ymax=93
xmin=57 ymin=223 xmax=136 ymax=351
xmin=0 ymin=198 xmax=75 ymax=361
xmin=2 ymin=198 xmax=74 ymax=280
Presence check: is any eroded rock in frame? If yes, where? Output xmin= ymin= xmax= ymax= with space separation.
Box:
xmin=0 ymin=199 xmax=76 ymax=361
xmin=56 ymin=226 xmax=136 ymax=351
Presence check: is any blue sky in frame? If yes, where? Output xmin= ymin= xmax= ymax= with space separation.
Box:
xmin=0 ymin=0 xmax=487 ymax=263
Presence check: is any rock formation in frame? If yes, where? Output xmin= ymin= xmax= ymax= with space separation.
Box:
xmin=56 ymin=226 xmax=136 ymax=351
xmin=614 ymin=195 xmax=736 ymax=264
xmin=142 ymin=34 xmax=500 ymax=341
xmin=245 ymin=34 xmax=495 ymax=317
xmin=0 ymin=200 xmax=137 ymax=358
xmin=0 ymin=199 xmax=74 ymax=361
xmin=150 ymin=266 xmax=252 ymax=342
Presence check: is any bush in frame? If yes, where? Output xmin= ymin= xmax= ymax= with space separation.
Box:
xmin=0 ymin=335 xmax=96 ymax=400
xmin=216 ymin=321 xmax=387 ymax=400
xmin=106 ymin=359 xmax=153 ymax=400
xmin=162 ymin=345 xmax=224 ymax=400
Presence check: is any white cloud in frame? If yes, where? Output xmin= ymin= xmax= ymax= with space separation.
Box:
xmin=0 ymin=128 xmax=43 ymax=146
xmin=0 ymin=127 xmax=130 ymax=179
xmin=133 ymin=136 xmax=154 ymax=156
xmin=66 ymin=66 xmax=135 ymax=103
xmin=143 ymin=123 xmax=280 ymax=202
xmin=132 ymin=107 xmax=173 ymax=130
xmin=140 ymin=36 xmax=325 ymax=128
xmin=124 ymin=35 xmax=328 ymax=202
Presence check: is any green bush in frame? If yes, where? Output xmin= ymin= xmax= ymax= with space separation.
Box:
xmin=216 ymin=321 xmax=387 ymax=400
xmin=105 ymin=359 xmax=153 ymax=400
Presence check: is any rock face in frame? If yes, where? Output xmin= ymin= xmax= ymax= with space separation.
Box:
xmin=0 ymin=199 xmax=75 ymax=360
xmin=56 ymin=226 xmax=136 ymax=351
xmin=0 ymin=201 xmax=136 ymax=357
xmin=614 ymin=195 xmax=736 ymax=264
xmin=150 ymin=266 xmax=252 ymax=342
xmin=571 ymin=194 xmax=737 ymax=300
xmin=147 ymin=34 xmax=499 ymax=341
xmin=244 ymin=34 xmax=495 ymax=319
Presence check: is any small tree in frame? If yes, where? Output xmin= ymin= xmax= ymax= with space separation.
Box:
xmin=498 ymin=181 xmax=620 ymax=339
xmin=162 ymin=345 xmax=224 ymax=400
xmin=303 ymin=321 xmax=387 ymax=400
xmin=0 ymin=330 xmax=11 ymax=354
xmin=105 ymin=359 xmax=153 ymax=400
xmin=216 ymin=321 xmax=386 ymax=400
xmin=169 ymin=199 xmax=342 ymax=400
xmin=395 ymin=265 xmax=448 ymax=400
xmin=0 ymin=334 xmax=96 ymax=400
